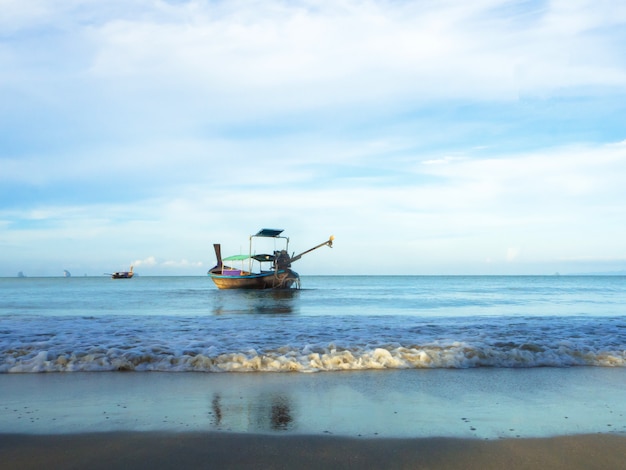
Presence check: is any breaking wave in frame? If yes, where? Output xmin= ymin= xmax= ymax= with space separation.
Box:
xmin=3 ymin=340 xmax=625 ymax=373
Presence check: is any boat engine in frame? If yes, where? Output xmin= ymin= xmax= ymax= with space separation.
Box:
xmin=274 ymin=250 xmax=292 ymax=270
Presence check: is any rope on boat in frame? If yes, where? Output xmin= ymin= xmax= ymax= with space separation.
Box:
xmin=272 ymin=270 xmax=299 ymax=289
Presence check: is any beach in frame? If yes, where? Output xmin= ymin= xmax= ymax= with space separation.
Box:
xmin=2 ymin=275 xmax=626 ymax=468
xmin=2 ymin=368 xmax=625 ymax=469
xmin=3 ymin=432 xmax=626 ymax=470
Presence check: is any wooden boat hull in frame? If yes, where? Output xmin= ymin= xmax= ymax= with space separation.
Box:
xmin=111 ymin=272 xmax=133 ymax=279
xmin=209 ymin=269 xmax=299 ymax=290
xmin=111 ymin=266 xmax=134 ymax=279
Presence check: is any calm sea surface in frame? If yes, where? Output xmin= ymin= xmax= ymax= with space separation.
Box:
xmin=1 ymin=275 xmax=625 ymax=373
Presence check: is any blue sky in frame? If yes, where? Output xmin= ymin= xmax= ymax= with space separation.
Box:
xmin=2 ymin=0 xmax=626 ymax=276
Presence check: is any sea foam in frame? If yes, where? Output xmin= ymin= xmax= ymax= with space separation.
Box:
xmin=2 ymin=340 xmax=625 ymax=373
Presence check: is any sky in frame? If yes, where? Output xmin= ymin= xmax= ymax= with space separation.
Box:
xmin=1 ymin=0 xmax=626 ymax=277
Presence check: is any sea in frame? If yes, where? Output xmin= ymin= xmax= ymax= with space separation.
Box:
xmin=2 ymin=275 xmax=626 ymax=439
xmin=2 ymin=275 xmax=625 ymax=373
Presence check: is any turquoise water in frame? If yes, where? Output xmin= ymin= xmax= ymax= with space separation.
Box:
xmin=1 ymin=275 xmax=625 ymax=372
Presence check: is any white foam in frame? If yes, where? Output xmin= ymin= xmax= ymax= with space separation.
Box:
xmin=2 ymin=312 xmax=626 ymax=373
xmin=3 ymin=341 xmax=626 ymax=373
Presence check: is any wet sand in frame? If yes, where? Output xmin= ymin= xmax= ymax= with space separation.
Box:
xmin=1 ymin=369 xmax=625 ymax=468
xmin=3 ymin=368 xmax=626 ymax=438
xmin=2 ymin=432 xmax=626 ymax=470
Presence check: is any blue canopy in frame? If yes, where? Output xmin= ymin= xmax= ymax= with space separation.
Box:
xmin=254 ymin=228 xmax=284 ymax=237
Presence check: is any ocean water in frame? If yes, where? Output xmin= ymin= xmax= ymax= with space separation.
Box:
xmin=1 ymin=275 xmax=626 ymax=374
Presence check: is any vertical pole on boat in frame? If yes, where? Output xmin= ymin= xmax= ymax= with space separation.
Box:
xmin=248 ymin=234 xmax=253 ymax=273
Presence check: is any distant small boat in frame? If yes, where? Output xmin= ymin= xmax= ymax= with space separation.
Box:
xmin=110 ymin=266 xmax=134 ymax=279
xmin=64 ymin=270 xmax=71 ymax=278
xmin=208 ymin=228 xmax=334 ymax=290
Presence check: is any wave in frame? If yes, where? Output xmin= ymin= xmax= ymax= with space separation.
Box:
xmin=2 ymin=341 xmax=625 ymax=373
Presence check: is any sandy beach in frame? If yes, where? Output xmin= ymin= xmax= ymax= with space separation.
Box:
xmin=2 ymin=432 xmax=626 ymax=470
xmin=2 ymin=368 xmax=625 ymax=469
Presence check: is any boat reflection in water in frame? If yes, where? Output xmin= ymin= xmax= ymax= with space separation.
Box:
xmin=210 ymin=392 xmax=294 ymax=432
xmin=211 ymin=289 xmax=300 ymax=315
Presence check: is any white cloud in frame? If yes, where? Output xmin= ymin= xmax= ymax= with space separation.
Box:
xmin=5 ymin=0 xmax=625 ymax=119
xmin=132 ymin=256 xmax=157 ymax=267
xmin=2 ymin=138 xmax=626 ymax=275
xmin=506 ymin=247 xmax=521 ymax=262
xmin=162 ymin=259 xmax=203 ymax=268
xmin=82 ymin=0 xmax=623 ymax=109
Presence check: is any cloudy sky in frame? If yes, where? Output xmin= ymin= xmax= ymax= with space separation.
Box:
xmin=2 ymin=0 xmax=626 ymax=276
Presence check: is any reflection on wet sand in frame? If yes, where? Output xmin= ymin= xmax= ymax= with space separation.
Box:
xmin=211 ymin=394 xmax=223 ymax=426
xmin=270 ymin=396 xmax=293 ymax=430
xmin=209 ymin=392 xmax=294 ymax=432
xmin=211 ymin=289 xmax=300 ymax=315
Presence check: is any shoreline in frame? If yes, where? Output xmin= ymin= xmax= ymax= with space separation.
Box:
xmin=2 ymin=431 xmax=626 ymax=470
xmin=3 ymin=368 xmax=626 ymax=468
xmin=3 ymin=368 xmax=626 ymax=439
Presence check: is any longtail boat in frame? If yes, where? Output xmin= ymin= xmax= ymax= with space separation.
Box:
xmin=110 ymin=266 xmax=134 ymax=279
xmin=208 ymin=228 xmax=334 ymax=289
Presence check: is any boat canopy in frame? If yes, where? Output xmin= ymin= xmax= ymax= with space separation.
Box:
xmin=223 ymin=254 xmax=251 ymax=261
xmin=223 ymin=253 xmax=276 ymax=262
xmin=253 ymin=254 xmax=275 ymax=262
xmin=254 ymin=228 xmax=284 ymax=237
